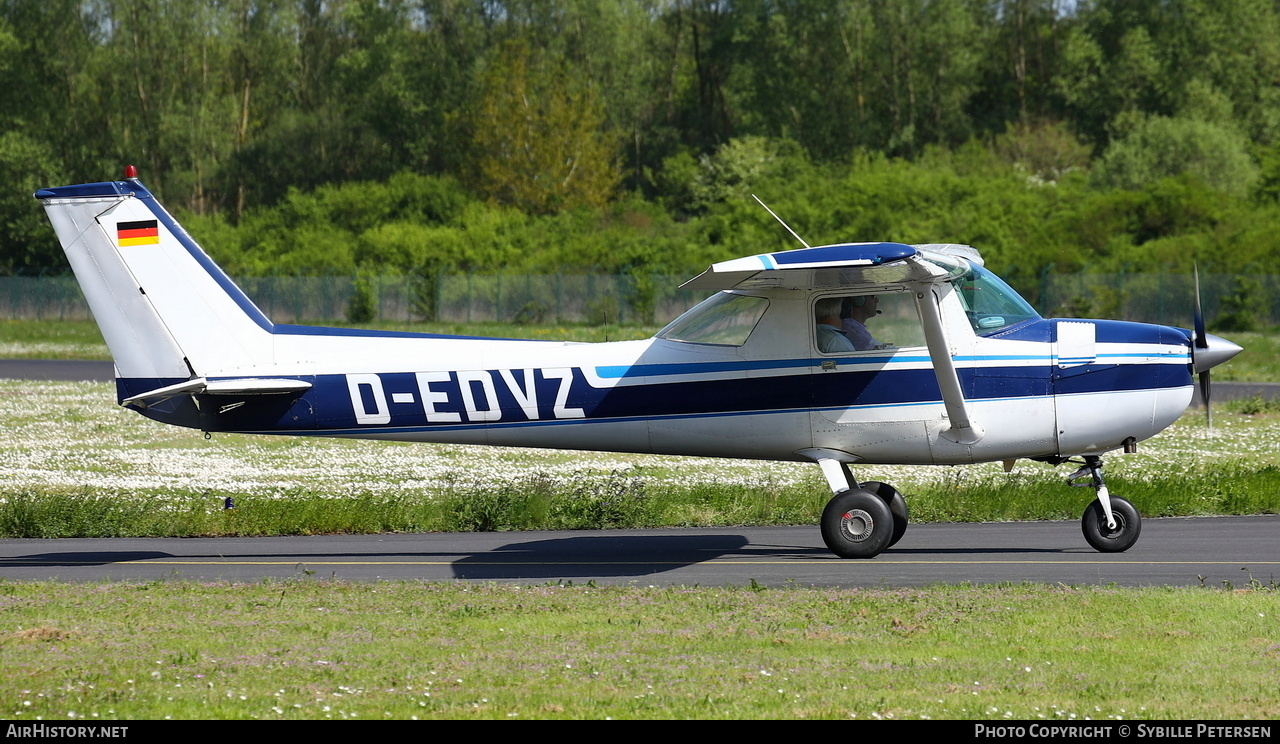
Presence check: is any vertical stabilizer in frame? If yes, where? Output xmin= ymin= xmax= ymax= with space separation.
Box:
xmin=35 ymin=176 xmax=274 ymax=381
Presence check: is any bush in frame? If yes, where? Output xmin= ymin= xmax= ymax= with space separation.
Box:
xmin=1093 ymin=116 xmax=1260 ymax=197
xmin=346 ymin=275 xmax=378 ymax=323
xmin=1212 ymin=275 xmax=1265 ymax=333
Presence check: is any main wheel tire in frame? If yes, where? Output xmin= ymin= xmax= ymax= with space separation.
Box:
xmin=821 ymin=488 xmax=894 ymax=559
xmin=860 ymin=481 xmax=909 ymax=547
xmin=1081 ymin=496 xmax=1142 ymax=553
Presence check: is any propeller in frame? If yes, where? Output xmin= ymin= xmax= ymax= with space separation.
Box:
xmin=1193 ymin=266 xmax=1211 ymax=427
xmin=1190 ymin=265 xmax=1244 ymax=428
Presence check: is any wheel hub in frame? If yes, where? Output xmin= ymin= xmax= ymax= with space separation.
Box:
xmin=1100 ymin=513 xmax=1126 ymax=537
xmin=839 ymin=509 xmax=875 ymax=542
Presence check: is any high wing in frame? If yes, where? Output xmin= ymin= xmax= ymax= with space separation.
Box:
xmin=679 ymin=242 xmax=981 ymax=291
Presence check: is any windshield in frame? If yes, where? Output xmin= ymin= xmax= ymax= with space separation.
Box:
xmin=955 ymin=265 xmax=1040 ymax=334
xmin=657 ymin=292 xmax=769 ymax=346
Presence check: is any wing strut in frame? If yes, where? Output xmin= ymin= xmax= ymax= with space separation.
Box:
xmin=915 ymin=287 xmax=983 ymax=445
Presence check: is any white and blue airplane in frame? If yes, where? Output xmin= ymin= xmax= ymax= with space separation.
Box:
xmin=35 ymin=169 xmax=1242 ymax=558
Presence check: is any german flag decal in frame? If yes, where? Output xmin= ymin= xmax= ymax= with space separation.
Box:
xmin=117 ymin=220 xmax=159 ymax=247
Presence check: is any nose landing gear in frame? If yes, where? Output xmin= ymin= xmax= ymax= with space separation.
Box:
xmin=1069 ymin=455 xmax=1142 ymax=553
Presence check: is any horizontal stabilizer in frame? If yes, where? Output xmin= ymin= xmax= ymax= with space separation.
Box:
xmin=123 ymin=378 xmax=312 ymax=408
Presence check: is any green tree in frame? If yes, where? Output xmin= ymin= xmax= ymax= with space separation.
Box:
xmin=731 ymin=0 xmax=987 ymax=159
xmin=992 ymin=119 xmax=1091 ymax=183
xmin=1093 ymin=116 xmax=1260 ymax=197
xmin=0 ymin=132 xmax=66 ymax=273
xmin=1053 ymin=0 xmax=1280 ymax=149
xmin=345 ymin=272 xmax=378 ymax=323
xmin=498 ymin=0 xmax=677 ymax=189
xmin=969 ymin=0 xmax=1070 ymax=131
xmin=657 ymin=136 xmax=811 ymax=214
xmin=1160 ymin=0 xmax=1280 ymax=145
xmin=466 ymin=41 xmax=622 ymax=215
xmin=0 ymin=0 xmax=105 ymax=179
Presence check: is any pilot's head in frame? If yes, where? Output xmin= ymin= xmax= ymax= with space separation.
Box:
xmin=815 ymin=297 xmax=843 ymax=323
xmin=843 ymin=295 xmax=879 ymax=321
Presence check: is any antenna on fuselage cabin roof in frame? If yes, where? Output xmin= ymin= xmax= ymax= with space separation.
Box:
xmin=751 ymin=194 xmax=811 ymax=249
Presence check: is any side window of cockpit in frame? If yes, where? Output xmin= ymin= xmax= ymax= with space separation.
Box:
xmin=815 ymin=293 xmax=926 ymax=353
xmin=657 ymin=292 xmax=770 ymax=346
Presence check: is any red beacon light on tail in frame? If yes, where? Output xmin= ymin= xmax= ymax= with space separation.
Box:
xmin=124 ymin=165 xmax=138 ymax=179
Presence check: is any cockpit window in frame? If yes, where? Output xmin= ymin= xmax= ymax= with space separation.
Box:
xmin=657 ymin=292 xmax=769 ymax=346
xmin=955 ymin=264 xmax=1040 ymax=334
xmin=815 ymin=291 xmax=925 ymax=353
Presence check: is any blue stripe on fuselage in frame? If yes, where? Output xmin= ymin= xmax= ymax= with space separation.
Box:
xmin=594 ymin=350 xmax=1186 ymax=380
xmin=118 ymin=354 xmax=1193 ymax=435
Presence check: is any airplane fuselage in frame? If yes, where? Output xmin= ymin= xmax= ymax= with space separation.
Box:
xmin=122 ymin=294 xmax=1195 ymax=467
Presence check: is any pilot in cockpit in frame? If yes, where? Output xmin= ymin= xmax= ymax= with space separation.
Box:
xmin=841 ymin=295 xmax=883 ymax=350
xmin=815 ymin=297 xmax=856 ymax=353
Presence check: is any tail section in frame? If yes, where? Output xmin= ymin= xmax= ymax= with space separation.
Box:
xmin=35 ymin=173 xmax=273 ymax=381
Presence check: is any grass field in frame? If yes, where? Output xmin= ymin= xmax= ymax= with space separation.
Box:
xmin=2 ymin=581 xmax=1278 ymax=720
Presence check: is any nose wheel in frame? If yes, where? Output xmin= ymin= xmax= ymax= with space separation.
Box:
xmin=1082 ymin=495 xmax=1141 ymax=552
xmin=1069 ymin=455 xmax=1142 ymax=553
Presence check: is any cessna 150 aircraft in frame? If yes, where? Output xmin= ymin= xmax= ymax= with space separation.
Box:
xmin=35 ymin=169 xmax=1242 ymax=558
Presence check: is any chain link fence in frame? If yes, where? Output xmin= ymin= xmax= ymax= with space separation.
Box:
xmin=0 ymin=273 xmax=715 ymax=326
xmin=1034 ymin=272 xmax=1274 ymax=331
xmin=1 ymin=271 xmax=1274 ymax=331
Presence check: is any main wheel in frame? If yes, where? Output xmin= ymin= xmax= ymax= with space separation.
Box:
xmin=1081 ymin=496 xmax=1142 ymax=553
xmin=860 ymin=481 xmax=909 ymax=547
xmin=821 ymin=488 xmax=894 ymax=559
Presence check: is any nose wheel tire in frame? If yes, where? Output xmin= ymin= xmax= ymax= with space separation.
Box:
xmin=821 ymin=488 xmax=894 ymax=559
xmin=1081 ymin=495 xmax=1142 ymax=553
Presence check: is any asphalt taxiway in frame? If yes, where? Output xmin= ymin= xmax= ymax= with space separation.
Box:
xmin=1 ymin=516 xmax=1276 ymax=587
